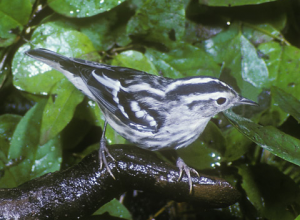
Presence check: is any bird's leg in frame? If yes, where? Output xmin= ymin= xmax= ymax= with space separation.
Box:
xmin=176 ymin=157 xmax=200 ymax=194
xmin=99 ymin=121 xmax=116 ymax=179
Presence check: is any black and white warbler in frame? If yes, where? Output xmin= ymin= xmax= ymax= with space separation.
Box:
xmin=25 ymin=48 xmax=257 ymax=192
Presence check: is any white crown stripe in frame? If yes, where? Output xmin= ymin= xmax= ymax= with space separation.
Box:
xmin=165 ymin=77 xmax=233 ymax=94
xmin=165 ymin=78 xmax=219 ymax=93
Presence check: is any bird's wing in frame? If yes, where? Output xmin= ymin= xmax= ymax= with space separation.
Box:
xmin=71 ymin=59 xmax=165 ymax=133
xmin=25 ymin=49 xmax=165 ymax=133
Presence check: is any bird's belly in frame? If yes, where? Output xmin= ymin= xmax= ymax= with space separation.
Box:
xmin=105 ymin=109 xmax=210 ymax=151
xmin=140 ymin=118 xmax=210 ymax=150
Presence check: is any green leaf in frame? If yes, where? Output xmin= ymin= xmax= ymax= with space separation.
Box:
xmin=201 ymin=24 xmax=270 ymax=102
xmin=74 ymin=99 xmax=102 ymax=127
xmin=258 ymin=42 xmax=300 ymax=95
xmin=79 ymin=10 xmax=131 ymax=51
xmin=224 ymin=110 xmax=300 ymax=166
xmin=271 ymin=87 xmax=300 ymax=123
xmin=47 ymin=0 xmax=126 ymax=18
xmin=0 ymin=0 xmax=32 ymax=47
xmin=198 ymin=0 xmax=277 ymax=7
xmin=40 ymin=79 xmax=85 ymax=145
xmin=145 ymin=42 xmax=221 ymax=78
xmin=12 ymin=21 xmax=99 ymax=94
xmin=242 ymin=23 xmax=285 ymax=45
xmin=258 ymin=42 xmax=300 ymax=124
xmin=0 ymin=60 xmax=10 ymax=90
xmin=105 ymin=124 xmax=128 ymax=145
xmin=240 ymin=35 xmax=269 ymax=88
xmin=295 ymin=215 xmax=300 ymax=220
xmin=127 ymin=0 xmax=185 ymax=44
xmin=223 ymin=126 xmax=253 ymax=162
xmin=183 ymin=19 xmax=224 ymax=43
xmin=94 ymin=198 xmax=132 ymax=220
xmin=31 ymin=136 xmax=62 ymax=177
xmin=0 ymin=114 xmax=22 ymax=158
xmin=238 ymin=164 xmax=297 ymax=220
xmin=177 ymin=122 xmax=226 ymax=170
xmin=112 ymin=50 xmax=158 ymax=75
xmin=3 ymin=100 xmax=62 ymax=187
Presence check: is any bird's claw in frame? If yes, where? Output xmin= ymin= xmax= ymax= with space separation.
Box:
xmin=99 ymin=121 xmax=116 ymax=179
xmin=176 ymin=157 xmax=199 ymax=194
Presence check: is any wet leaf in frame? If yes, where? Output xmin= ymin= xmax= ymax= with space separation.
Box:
xmin=94 ymin=198 xmax=132 ymax=219
xmin=127 ymin=0 xmax=185 ymax=44
xmin=79 ymin=10 xmax=131 ymax=51
xmin=258 ymin=42 xmax=300 ymax=96
xmin=224 ymin=110 xmax=300 ymax=166
xmin=0 ymin=114 xmax=22 ymax=158
xmin=112 ymin=50 xmax=158 ymax=75
xmin=12 ymin=21 xmax=99 ymax=94
xmin=0 ymin=0 xmax=32 ymax=47
xmin=199 ymin=0 xmax=277 ymax=7
xmin=201 ymin=24 xmax=270 ymax=102
xmin=40 ymin=79 xmax=85 ymax=145
xmin=238 ymin=164 xmax=298 ymax=220
xmin=271 ymin=86 xmax=300 ymax=123
xmin=47 ymin=0 xmax=125 ymax=18
xmin=145 ymin=42 xmax=221 ymax=78
xmin=0 ymin=62 xmax=9 ymax=90
xmin=2 ymin=100 xmax=62 ymax=187
xmin=223 ymin=126 xmax=253 ymax=162
xmin=257 ymin=42 xmax=300 ymax=124
xmin=240 ymin=35 xmax=269 ymax=88
xmin=178 ymin=122 xmax=226 ymax=170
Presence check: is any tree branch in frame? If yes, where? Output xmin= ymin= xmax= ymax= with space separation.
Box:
xmin=0 ymin=145 xmax=240 ymax=219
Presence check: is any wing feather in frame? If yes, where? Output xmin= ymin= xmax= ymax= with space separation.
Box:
xmin=72 ymin=63 xmax=167 ymax=133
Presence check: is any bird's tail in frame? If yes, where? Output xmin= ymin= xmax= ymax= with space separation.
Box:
xmin=25 ymin=48 xmax=95 ymax=99
xmin=25 ymin=48 xmax=79 ymax=75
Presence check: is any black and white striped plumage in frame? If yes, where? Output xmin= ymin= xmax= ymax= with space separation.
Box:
xmin=25 ymin=48 xmax=257 ymax=192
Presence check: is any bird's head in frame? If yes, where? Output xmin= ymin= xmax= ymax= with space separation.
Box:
xmin=166 ymin=76 xmax=257 ymax=118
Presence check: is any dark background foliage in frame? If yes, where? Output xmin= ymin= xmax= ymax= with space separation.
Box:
xmin=1 ymin=0 xmax=300 ymax=219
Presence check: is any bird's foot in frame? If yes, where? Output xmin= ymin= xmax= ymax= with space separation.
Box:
xmin=176 ymin=157 xmax=200 ymax=194
xmin=99 ymin=121 xmax=116 ymax=179
xmin=99 ymin=138 xmax=116 ymax=179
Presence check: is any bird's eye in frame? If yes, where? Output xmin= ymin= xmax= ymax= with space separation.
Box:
xmin=216 ymin=97 xmax=227 ymax=105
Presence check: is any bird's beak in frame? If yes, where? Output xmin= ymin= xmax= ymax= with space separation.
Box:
xmin=236 ymin=96 xmax=259 ymax=106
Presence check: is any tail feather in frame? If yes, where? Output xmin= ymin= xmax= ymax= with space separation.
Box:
xmin=25 ymin=48 xmax=79 ymax=75
xmin=26 ymin=48 xmax=95 ymax=100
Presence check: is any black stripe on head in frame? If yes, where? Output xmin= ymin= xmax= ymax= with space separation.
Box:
xmin=187 ymin=100 xmax=210 ymax=110
xmin=166 ymin=80 xmax=232 ymax=98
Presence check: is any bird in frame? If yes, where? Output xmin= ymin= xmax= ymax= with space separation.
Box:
xmin=25 ymin=48 xmax=257 ymax=193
